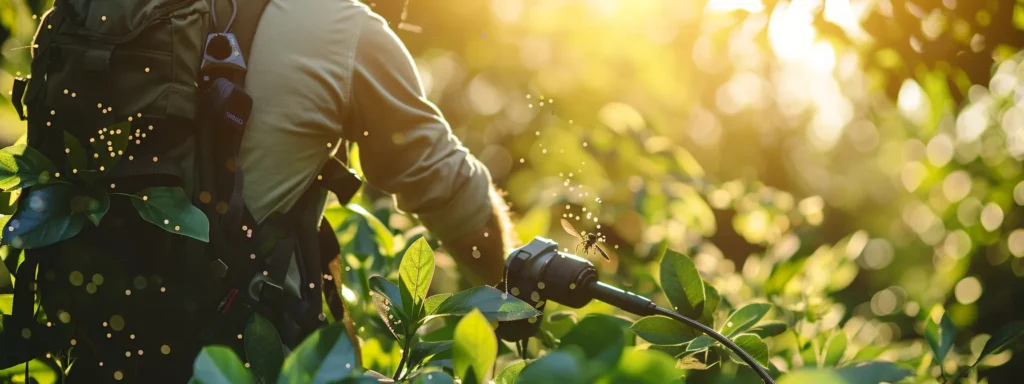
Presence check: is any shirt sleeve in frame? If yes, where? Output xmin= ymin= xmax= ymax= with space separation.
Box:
xmin=344 ymin=12 xmax=494 ymax=242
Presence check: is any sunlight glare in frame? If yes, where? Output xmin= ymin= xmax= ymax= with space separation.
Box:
xmin=706 ymin=0 xmax=766 ymax=13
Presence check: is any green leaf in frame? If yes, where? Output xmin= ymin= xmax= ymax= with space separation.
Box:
xmin=686 ymin=335 xmax=715 ymax=352
xmin=192 ymin=346 xmax=255 ymax=384
xmin=924 ymin=310 xmax=956 ymax=365
xmin=278 ymin=322 xmax=359 ymax=384
xmin=425 ymin=286 xmax=540 ymax=323
xmin=748 ymin=321 xmax=788 ymax=339
xmin=369 ymin=290 xmax=407 ymax=341
xmin=603 ymin=348 xmax=683 ymax=384
xmin=720 ymin=303 xmax=772 ymax=337
xmin=822 ymin=330 xmax=847 ymax=367
xmin=424 ymin=293 xmax=452 ymax=315
xmin=63 ymin=131 xmax=87 ymax=172
xmin=0 ymin=145 xmax=57 ymax=191
xmin=345 ymin=203 xmax=394 ymax=256
xmin=495 ymin=360 xmax=527 ymax=384
xmin=453 ymin=309 xmax=497 ymax=384
xmin=89 ymin=121 xmax=130 ymax=173
xmin=659 ymin=249 xmax=706 ymax=320
xmin=977 ymin=321 xmax=1024 ymax=363
xmin=244 ymin=313 xmax=285 ymax=384
xmin=514 ymin=350 xmax=585 ymax=384
xmin=631 ymin=315 xmax=695 ymax=345
xmin=369 ymin=276 xmax=405 ymax=313
xmin=778 ymin=362 xmax=913 ymax=384
xmin=1 ymin=184 xmax=87 ymax=249
xmin=408 ymin=340 xmax=453 ymax=369
xmin=699 ymin=282 xmax=720 ymax=327
xmin=559 ymin=315 xmax=626 ymax=379
xmin=725 ymin=334 xmax=769 ymax=368
xmin=70 ymin=186 xmax=109 ymax=226
xmin=411 ymin=370 xmax=456 ymax=384
xmin=399 ymin=237 xmax=434 ymax=319
xmin=131 ymin=187 xmax=210 ymax=242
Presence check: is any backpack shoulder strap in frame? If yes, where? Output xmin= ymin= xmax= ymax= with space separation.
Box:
xmin=211 ymin=0 xmax=271 ymax=67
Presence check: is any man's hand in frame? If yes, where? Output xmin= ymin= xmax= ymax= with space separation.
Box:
xmin=442 ymin=187 xmax=515 ymax=287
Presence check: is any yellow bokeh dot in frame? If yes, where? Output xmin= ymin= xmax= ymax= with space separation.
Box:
xmin=113 ymin=371 xmax=123 ymax=381
xmin=161 ymin=345 xmax=171 ymax=355
xmin=69 ymin=271 xmax=84 ymax=286
xmin=110 ymin=315 xmax=125 ymax=331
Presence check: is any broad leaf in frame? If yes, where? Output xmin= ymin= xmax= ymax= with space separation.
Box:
xmin=424 ymin=293 xmax=452 ymax=315
xmin=369 ymin=275 xmax=410 ymax=340
xmin=369 ymin=276 xmax=405 ymax=313
xmin=63 ymin=131 xmax=87 ymax=172
xmin=924 ymin=310 xmax=955 ymax=365
xmin=399 ymin=237 xmax=434 ymax=319
xmin=70 ymin=186 xmax=109 ymax=226
xmin=976 ymin=321 xmax=1024 ymax=365
xmin=345 ymin=203 xmax=395 ymax=256
xmin=699 ymin=282 xmax=720 ymax=326
xmin=560 ymin=315 xmax=626 ymax=379
xmin=453 ymin=309 xmax=497 ymax=384
xmin=278 ymin=322 xmax=359 ymax=384
xmin=778 ymin=362 xmax=913 ymax=384
xmin=720 ymin=303 xmax=772 ymax=337
xmin=425 ymin=286 xmax=540 ymax=323
xmin=494 ymin=360 xmax=527 ymax=384
xmin=725 ymin=334 xmax=769 ymax=368
xmin=686 ymin=335 xmax=716 ymax=352
xmin=89 ymin=121 xmax=130 ymax=174
xmin=604 ymin=348 xmax=684 ymax=384
xmin=410 ymin=370 xmax=456 ymax=384
xmin=631 ymin=315 xmax=695 ymax=345
xmin=131 ymin=187 xmax=210 ymax=242
xmin=748 ymin=321 xmax=788 ymax=339
xmin=0 ymin=145 xmax=57 ymax=191
xmin=1 ymin=184 xmax=87 ymax=249
xmin=659 ymin=249 xmax=706 ymax=320
xmin=192 ymin=346 xmax=254 ymax=384
xmin=244 ymin=313 xmax=285 ymax=384
xmin=514 ymin=350 xmax=585 ymax=384
xmin=369 ymin=291 xmax=406 ymax=341
xmin=408 ymin=340 xmax=453 ymax=369
xmin=822 ymin=331 xmax=847 ymax=367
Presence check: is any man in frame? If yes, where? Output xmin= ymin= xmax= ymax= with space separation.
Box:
xmin=238 ymin=0 xmax=511 ymax=288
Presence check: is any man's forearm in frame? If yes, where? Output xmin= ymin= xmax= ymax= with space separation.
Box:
xmin=442 ymin=187 xmax=515 ymax=286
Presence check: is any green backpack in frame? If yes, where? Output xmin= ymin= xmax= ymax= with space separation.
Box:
xmin=2 ymin=0 xmax=361 ymax=382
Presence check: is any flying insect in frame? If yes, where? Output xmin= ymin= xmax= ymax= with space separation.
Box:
xmin=560 ymin=218 xmax=610 ymax=261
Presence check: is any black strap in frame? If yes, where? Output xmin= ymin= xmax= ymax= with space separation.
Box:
xmin=10 ymin=78 xmax=27 ymax=121
xmin=318 ymin=218 xmax=345 ymax=322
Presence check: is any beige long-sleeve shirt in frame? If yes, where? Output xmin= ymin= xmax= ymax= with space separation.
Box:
xmin=239 ymin=0 xmax=493 ymax=242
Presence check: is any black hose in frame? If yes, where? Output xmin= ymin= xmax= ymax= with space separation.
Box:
xmin=652 ymin=306 xmax=776 ymax=384
xmin=585 ymin=281 xmax=775 ymax=383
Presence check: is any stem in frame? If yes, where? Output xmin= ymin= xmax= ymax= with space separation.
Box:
xmin=109 ymin=192 xmax=141 ymax=199
xmin=392 ymin=341 xmax=411 ymax=381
